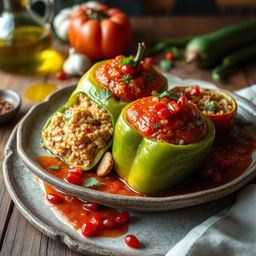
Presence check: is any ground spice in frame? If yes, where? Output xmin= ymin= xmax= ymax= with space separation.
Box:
xmin=0 ymin=97 xmax=13 ymax=114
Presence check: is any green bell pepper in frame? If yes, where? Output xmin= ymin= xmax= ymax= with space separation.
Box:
xmin=113 ymin=104 xmax=215 ymax=194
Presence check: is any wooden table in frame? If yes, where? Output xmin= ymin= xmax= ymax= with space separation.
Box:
xmin=0 ymin=16 xmax=256 ymax=256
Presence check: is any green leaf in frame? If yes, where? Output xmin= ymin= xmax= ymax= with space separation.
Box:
xmin=193 ymin=120 xmax=203 ymax=127
xmin=84 ymin=177 xmax=105 ymax=187
xmin=158 ymin=90 xmax=179 ymax=100
xmin=63 ymin=109 xmax=72 ymax=121
xmin=120 ymin=57 xmax=136 ymax=67
xmin=160 ymin=59 xmax=172 ymax=71
xmin=153 ymin=122 xmax=160 ymax=129
xmin=49 ymin=165 xmax=60 ymax=170
xmin=206 ymin=101 xmax=215 ymax=111
xmin=145 ymin=74 xmax=156 ymax=82
xmin=120 ymin=75 xmax=133 ymax=83
xmin=98 ymin=89 xmax=112 ymax=100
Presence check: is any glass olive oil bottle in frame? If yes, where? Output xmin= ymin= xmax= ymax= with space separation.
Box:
xmin=0 ymin=0 xmax=61 ymax=73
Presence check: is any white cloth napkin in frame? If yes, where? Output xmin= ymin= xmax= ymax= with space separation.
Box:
xmin=166 ymin=84 xmax=256 ymax=256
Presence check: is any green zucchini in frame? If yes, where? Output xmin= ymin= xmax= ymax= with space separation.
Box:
xmin=185 ymin=19 xmax=256 ymax=67
xmin=212 ymin=44 xmax=256 ymax=81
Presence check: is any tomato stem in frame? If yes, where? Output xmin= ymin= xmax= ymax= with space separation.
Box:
xmin=134 ymin=42 xmax=146 ymax=64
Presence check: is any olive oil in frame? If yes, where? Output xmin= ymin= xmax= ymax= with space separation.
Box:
xmin=0 ymin=0 xmax=64 ymax=74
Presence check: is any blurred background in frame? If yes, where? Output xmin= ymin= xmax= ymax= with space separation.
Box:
xmin=47 ymin=0 xmax=256 ymax=16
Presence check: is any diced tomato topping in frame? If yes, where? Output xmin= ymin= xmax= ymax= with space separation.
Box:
xmin=157 ymin=107 xmax=171 ymax=119
xmin=154 ymin=103 xmax=165 ymax=112
xmin=86 ymin=128 xmax=92 ymax=133
xmin=78 ymin=143 xmax=86 ymax=150
xmin=144 ymin=57 xmax=155 ymax=65
xmin=190 ymin=85 xmax=200 ymax=96
xmin=167 ymin=101 xmax=180 ymax=114
xmin=68 ymin=167 xmax=83 ymax=177
xmin=55 ymin=71 xmax=67 ymax=80
xmin=90 ymin=213 xmax=103 ymax=227
xmin=47 ymin=193 xmax=63 ymax=204
xmin=81 ymin=222 xmax=99 ymax=237
xmin=165 ymin=52 xmax=174 ymax=60
xmin=82 ymin=202 xmax=98 ymax=211
xmin=121 ymin=64 xmax=135 ymax=75
xmin=115 ymin=211 xmax=130 ymax=225
xmin=66 ymin=173 xmax=82 ymax=185
xmin=125 ymin=234 xmax=141 ymax=249
xmin=219 ymin=159 xmax=232 ymax=168
xmin=177 ymin=96 xmax=188 ymax=109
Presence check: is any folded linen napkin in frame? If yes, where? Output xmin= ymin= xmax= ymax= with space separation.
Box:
xmin=166 ymin=84 xmax=256 ymax=256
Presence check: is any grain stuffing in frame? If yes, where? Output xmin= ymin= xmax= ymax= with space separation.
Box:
xmin=42 ymin=93 xmax=113 ymax=167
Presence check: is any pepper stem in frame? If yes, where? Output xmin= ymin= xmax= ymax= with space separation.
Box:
xmin=134 ymin=42 xmax=146 ymax=64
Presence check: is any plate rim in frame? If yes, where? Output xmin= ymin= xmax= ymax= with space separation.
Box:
xmin=16 ymin=83 xmax=256 ymax=211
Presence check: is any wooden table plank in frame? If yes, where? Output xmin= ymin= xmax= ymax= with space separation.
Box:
xmin=1 ymin=16 xmax=256 ymax=256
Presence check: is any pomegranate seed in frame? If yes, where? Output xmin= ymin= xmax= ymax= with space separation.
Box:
xmin=103 ymin=218 xmax=116 ymax=229
xmin=78 ymin=143 xmax=87 ymax=150
xmin=66 ymin=173 xmax=82 ymax=185
xmin=115 ymin=211 xmax=130 ymax=225
xmin=82 ymin=202 xmax=98 ymax=211
xmin=81 ymin=222 xmax=99 ymax=237
xmin=219 ymin=159 xmax=232 ymax=168
xmin=121 ymin=64 xmax=135 ymax=75
xmin=90 ymin=214 xmax=103 ymax=227
xmin=47 ymin=193 xmax=63 ymax=204
xmin=167 ymin=101 xmax=180 ymax=114
xmin=124 ymin=235 xmax=140 ymax=249
xmin=157 ymin=107 xmax=171 ymax=119
xmin=68 ymin=167 xmax=83 ymax=177
xmin=165 ymin=52 xmax=174 ymax=60
xmin=177 ymin=96 xmax=188 ymax=109
xmin=55 ymin=71 xmax=67 ymax=80
xmin=190 ymin=85 xmax=200 ymax=96
xmin=144 ymin=57 xmax=155 ymax=65
xmin=154 ymin=103 xmax=165 ymax=112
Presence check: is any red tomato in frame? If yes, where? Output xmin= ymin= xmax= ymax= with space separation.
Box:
xmin=165 ymin=52 xmax=174 ymax=60
xmin=121 ymin=64 xmax=135 ymax=75
xmin=190 ymin=85 xmax=200 ymax=96
xmin=66 ymin=173 xmax=82 ymax=185
xmin=167 ymin=101 xmax=180 ymax=114
xmin=157 ymin=107 xmax=171 ymax=119
xmin=47 ymin=194 xmax=63 ymax=204
xmin=69 ymin=5 xmax=132 ymax=60
xmin=55 ymin=71 xmax=67 ymax=80
xmin=68 ymin=167 xmax=83 ymax=177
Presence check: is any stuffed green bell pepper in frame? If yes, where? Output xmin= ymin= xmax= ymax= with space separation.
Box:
xmin=42 ymin=43 xmax=167 ymax=170
xmin=113 ymin=91 xmax=215 ymax=194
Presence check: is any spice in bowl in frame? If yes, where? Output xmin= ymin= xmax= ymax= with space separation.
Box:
xmin=0 ymin=97 xmax=14 ymax=115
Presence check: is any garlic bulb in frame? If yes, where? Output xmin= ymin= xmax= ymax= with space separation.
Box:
xmin=63 ymin=48 xmax=91 ymax=76
xmin=53 ymin=1 xmax=101 ymax=41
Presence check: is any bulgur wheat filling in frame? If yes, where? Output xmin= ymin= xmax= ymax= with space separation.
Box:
xmin=42 ymin=93 xmax=113 ymax=167
xmin=183 ymin=87 xmax=233 ymax=115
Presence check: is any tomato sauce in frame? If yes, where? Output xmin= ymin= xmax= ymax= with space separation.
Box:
xmin=38 ymin=125 xmax=256 ymax=198
xmin=95 ymin=55 xmax=166 ymax=102
xmin=41 ymin=182 xmax=129 ymax=238
xmin=126 ymin=95 xmax=207 ymax=144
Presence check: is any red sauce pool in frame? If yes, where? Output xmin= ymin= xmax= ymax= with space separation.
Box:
xmin=126 ymin=95 xmax=207 ymax=144
xmin=95 ymin=55 xmax=166 ymax=102
xmin=38 ymin=125 xmax=256 ymax=197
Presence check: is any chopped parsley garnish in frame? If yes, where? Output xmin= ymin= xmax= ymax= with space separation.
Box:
xmin=120 ymin=75 xmax=133 ymax=83
xmin=98 ymin=89 xmax=112 ymax=100
xmin=145 ymin=74 xmax=156 ymax=82
xmin=193 ymin=120 xmax=203 ymax=127
xmin=153 ymin=122 xmax=160 ymax=129
xmin=206 ymin=101 xmax=215 ymax=111
xmin=120 ymin=56 xmax=136 ymax=67
xmin=158 ymin=90 xmax=179 ymax=100
xmin=63 ymin=109 xmax=72 ymax=121
xmin=49 ymin=165 xmax=60 ymax=170
xmin=84 ymin=177 xmax=105 ymax=187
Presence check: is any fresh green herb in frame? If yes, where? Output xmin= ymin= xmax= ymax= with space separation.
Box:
xmin=153 ymin=122 xmax=160 ymax=129
xmin=49 ymin=165 xmax=60 ymax=170
xmin=158 ymin=90 xmax=179 ymax=100
xmin=120 ymin=75 xmax=133 ymax=83
xmin=145 ymin=74 xmax=156 ymax=82
xmin=193 ymin=120 xmax=203 ymax=127
xmin=206 ymin=101 xmax=215 ymax=111
xmin=120 ymin=56 xmax=136 ymax=67
xmin=160 ymin=59 xmax=172 ymax=71
xmin=63 ymin=109 xmax=72 ymax=121
xmin=84 ymin=177 xmax=104 ymax=187
xmin=98 ymin=89 xmax=112 ymax=100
